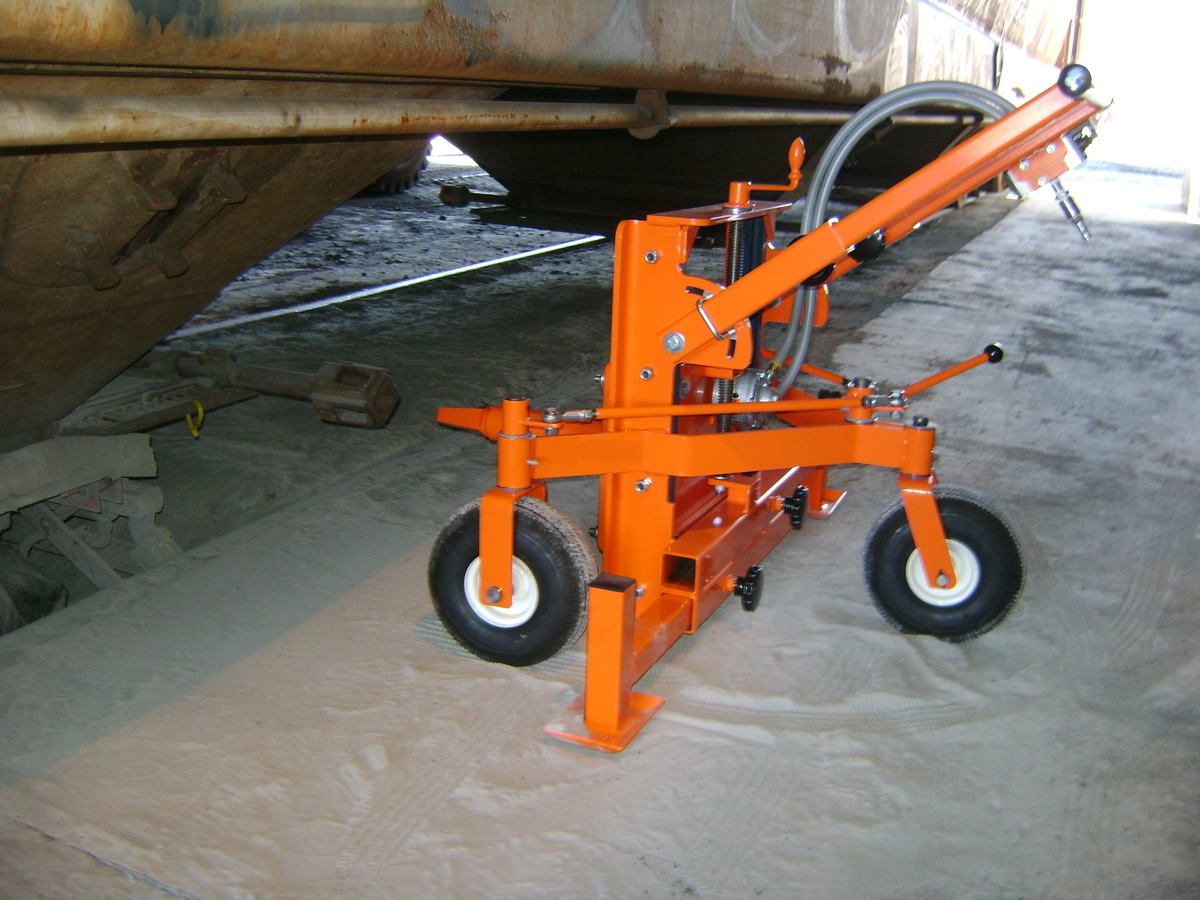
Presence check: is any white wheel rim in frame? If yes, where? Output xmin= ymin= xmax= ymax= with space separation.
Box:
xmin=464 ymin=556 xmax=539 ymax=628
xmin=904 ymin=539 xmax=981 ymax=607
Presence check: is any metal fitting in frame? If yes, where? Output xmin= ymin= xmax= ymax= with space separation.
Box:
xmin=541 ymin=406 xmax=561 ymax=424
xmin=560 ymin=409 xmax=597 ymax=422
xmin=664 ymin=332 xmax=686 ymax=353
xmin=635 ymin=477 xmax=652 ymax=492
xmin=645 ymin=250 xmax=660 ymax=263
xmin=639 ymin=368 xmax=654 ymax=380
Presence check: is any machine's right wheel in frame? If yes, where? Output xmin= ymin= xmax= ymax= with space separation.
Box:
xmin=863 ymin=487 xmax=1024 ymax=642
xmin=428 ymin=497 xmax=597 ymax=667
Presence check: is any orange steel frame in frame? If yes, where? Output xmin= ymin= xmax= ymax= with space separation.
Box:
xmin=437 ymin=80 xmax=1102 ymax=752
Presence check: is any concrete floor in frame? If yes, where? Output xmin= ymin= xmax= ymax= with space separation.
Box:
xmin=0 ymin=165 xmax=1197 ymax=898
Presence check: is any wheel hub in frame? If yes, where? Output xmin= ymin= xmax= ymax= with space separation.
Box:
xmin=464 ymin=556 xmax=539 ymax=627
xmin=904 ymin=539 xmax=980 ymax=607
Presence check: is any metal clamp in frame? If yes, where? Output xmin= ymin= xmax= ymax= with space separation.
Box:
xmin=695 ymin=295 xmax=735 ymax=341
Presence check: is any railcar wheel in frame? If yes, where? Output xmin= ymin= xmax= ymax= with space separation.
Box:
xmin=428 ymin=497 xmax=597 ymax=666
xmin=370 ymin=143 xmax=430 ymax=194
xmin=863 ymin=487 xmax=1024 ymax=642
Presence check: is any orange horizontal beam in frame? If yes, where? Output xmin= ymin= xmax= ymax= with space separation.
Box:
xmin=592 ymin=395 xmax=855 ymax=420
xmin=529 ymin=421 xmax=933 ymax=479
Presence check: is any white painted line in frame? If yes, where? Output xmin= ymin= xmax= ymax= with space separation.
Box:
xmin=169 ymin=234 xmax=606 ymax=339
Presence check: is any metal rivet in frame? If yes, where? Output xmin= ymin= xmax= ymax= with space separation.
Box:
xmin=1046 ymin=143 xmax=1057 ymax=153
xmin=639 ymin=367 xmax=654 ymax=380
xmin=1018 ymin=158 xmax=1030 ymax=170
xmin=713 ymin=517 xmax=723 ymax=526
xmin=486 ymin=586 xmax=502 ymax=603
xmin=935 ymin=572 xmax=950 ymax=588
xmin=664 ymin=332 xmax=685 ymax=353
xmin=1037 ymin=175 xmax=1048 ymax=187
xmin=635 ymin=477 xmax=652 ymax=492
xmin=644 ymin=250 xmax=660 ymax=263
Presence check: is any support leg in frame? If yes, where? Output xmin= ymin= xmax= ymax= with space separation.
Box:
xmin=898 ymin=474 xmax=957 ymax=589
xmin=544 ymin=574 xmax=664 ymax=752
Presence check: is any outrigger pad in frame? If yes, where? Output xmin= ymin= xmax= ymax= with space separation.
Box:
xmin=544 ymin=692 xmax=665 ymax=753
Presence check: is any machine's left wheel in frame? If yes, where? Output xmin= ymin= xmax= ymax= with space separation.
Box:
xmin=863 ymin=487 xmax=1024 ymax=642
xmin=428 ymin=497 xmax=597 ymax=667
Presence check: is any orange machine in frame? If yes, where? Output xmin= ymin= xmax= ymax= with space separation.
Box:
xmin=431 ymin=66 xmax=1105 ymax=752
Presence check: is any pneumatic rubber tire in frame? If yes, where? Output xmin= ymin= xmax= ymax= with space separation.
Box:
xmin=428 ymin=497 xmax=597 ymax=666
xmin=863 ymin=487 xmax=1024 ymax=642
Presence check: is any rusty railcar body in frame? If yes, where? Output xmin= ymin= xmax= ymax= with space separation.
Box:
xmin=0 ymin=0 xmax=1080 ymax=449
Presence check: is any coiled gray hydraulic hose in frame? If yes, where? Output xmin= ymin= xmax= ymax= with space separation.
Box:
xmin=773 ymin=82 xmax=1016 ymax=395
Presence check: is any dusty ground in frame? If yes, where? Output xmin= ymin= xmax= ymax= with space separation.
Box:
xmin=0 ymin=163 xmax=1196 ymax=899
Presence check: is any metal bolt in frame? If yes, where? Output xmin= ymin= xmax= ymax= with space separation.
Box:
xmin=1018 ymin=158 xmax=1030 ymax=171
xmin=713 ymin=517 xmax=723 ymax=526
xmin=545 ymin=427 xmax=558 ymax=436
xmin=935 ymin=572 xmax=950 ymax=588
xmin=645 ymin=250 xmax=660 ymax=263
xmin=486 ymin=586 xmax=502 ymax=603
xmin=664 ymin=332 xmax=686 ymax=353
xmin=1037 ymin=175 xmax=1048 ymax=187
xmin=635 ymin=477 xmax=652 ymax=492
xmin=1046 ymin=142 xmax=1057 ymax=153
xmin=593 ymin=373 xmax=604 ymax=384
xmin=639 ymin=367 xmax=654 ymax=380
xmin=714 ymin=485 xmax=726 ymax=494
xmin=913 ymin=416 xmax=930 ymax=428
xmin=634 ymin=585 xmax=646 ymax=599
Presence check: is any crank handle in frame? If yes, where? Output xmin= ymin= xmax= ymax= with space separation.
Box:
xmin=902 ymin=344 xmax=1004 ymax=399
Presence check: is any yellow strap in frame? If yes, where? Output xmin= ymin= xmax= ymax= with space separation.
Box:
xmin=185 ymin=399 xmax=205 ymax=439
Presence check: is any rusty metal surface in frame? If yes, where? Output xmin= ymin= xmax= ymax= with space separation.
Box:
xmin=0 ymin=0 xmax=1066 ymax=103
xmin=0 ymin=93 xmax=988 ymax=149
xmin=945 ymin=0 xmax=1081 ymax=66
xmin=0 ymin=133 xmax=429 ymax=443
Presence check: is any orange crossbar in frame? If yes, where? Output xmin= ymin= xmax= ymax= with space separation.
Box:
xmin=528 ymin=420 xmax=936 ymax=480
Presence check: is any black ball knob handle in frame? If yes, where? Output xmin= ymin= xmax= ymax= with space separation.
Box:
xmin=1058 ymin=64 xmax=1092 ymax=99
xmin=733 ymin=565 xmax=764 ymax=611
